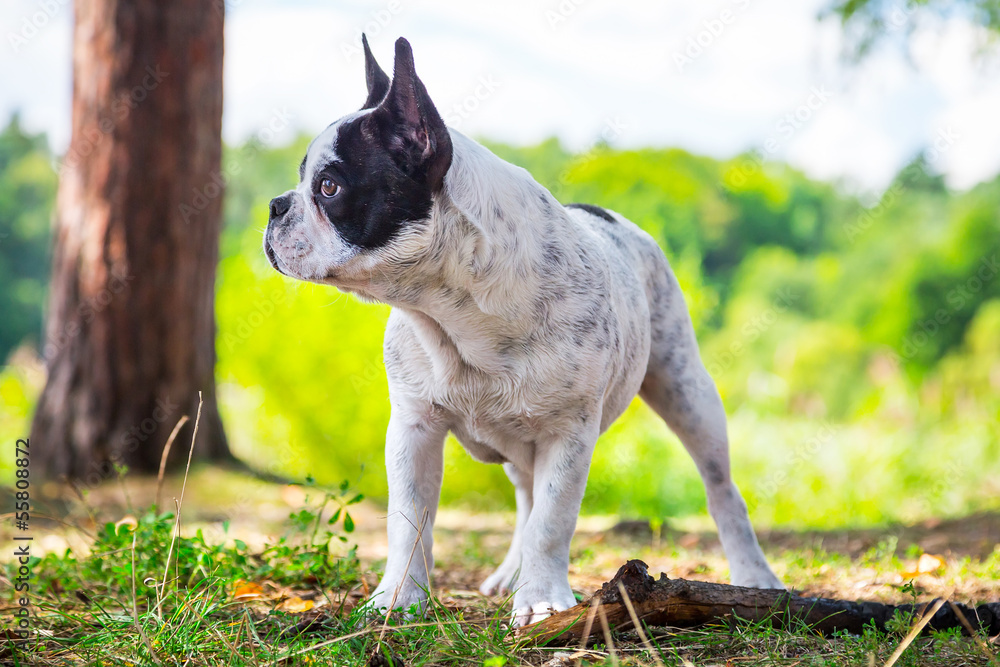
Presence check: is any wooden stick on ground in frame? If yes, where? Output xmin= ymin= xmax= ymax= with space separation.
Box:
xmin=523 ymin=560 xmax=1000 ymax=645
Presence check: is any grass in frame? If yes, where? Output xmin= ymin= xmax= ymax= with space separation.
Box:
xmin=2 ymin=467 xmax=999 ymax=666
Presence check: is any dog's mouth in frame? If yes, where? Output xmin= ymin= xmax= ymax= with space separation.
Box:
xmin=263 ymin=231 xmax=287 ymax=276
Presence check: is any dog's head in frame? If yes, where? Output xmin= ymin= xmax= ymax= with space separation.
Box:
xmin=264 ymin=36 xmax=452 ymax=287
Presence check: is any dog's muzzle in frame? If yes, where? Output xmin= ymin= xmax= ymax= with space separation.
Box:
xmin=264 ymin=193 xmax=296 ymax=275
xmin=263 ymin=231 xmax=284 ymax=275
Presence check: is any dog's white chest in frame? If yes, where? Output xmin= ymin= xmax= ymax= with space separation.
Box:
xmin=435 ymin=362 xmax=579 ymax=466
xmin=385 ymin=305 xmax=612 ymax=467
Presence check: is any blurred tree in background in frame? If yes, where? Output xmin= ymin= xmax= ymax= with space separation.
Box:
xmin=0 ymin=115 xmax=55 ymax=361
xmin=827 ymin=0 xmax=1000 ymax=55
xmin=27 ymin=0 xmax=230 ymax=481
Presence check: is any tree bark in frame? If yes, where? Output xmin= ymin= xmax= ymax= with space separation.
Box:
xmin=525 ymin=560 xmax=1000 ymax=644
xmin=30 ymin=0 xmax=230 ymax=481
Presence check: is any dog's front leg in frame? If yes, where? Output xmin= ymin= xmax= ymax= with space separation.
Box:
xmin=511 ymin=426 xmax=598 ymax=627
xmin=367 ymin=406 xmax=447 ymax=616
xmin=480 ymin=461 xmax=533 ymax=596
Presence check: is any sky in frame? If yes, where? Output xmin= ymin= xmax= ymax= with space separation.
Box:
xmin=3 ymin=0 xmax=1000 ymax=194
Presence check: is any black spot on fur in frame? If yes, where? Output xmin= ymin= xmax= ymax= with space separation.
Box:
xmin=704 ymin=460 xmax=726 ymax=486
xmin=566 ymin=202 xmax=617 ymax=224
xmin=606 ymin=230 xmax=627 ymax=250
xmin=498 ymin=336 xmax=520 ymax=356
xmin=384 ymin=343 xmax=402 ymax=368
xmin=543 ymin=240 xmax=565 ymax=266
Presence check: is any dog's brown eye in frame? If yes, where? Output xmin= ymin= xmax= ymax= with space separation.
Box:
xmin=320 ymin=178 xmax=341 ymax=198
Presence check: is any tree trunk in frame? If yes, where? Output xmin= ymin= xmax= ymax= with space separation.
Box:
xmin=31 ymin=0 xmax=230 ymax=482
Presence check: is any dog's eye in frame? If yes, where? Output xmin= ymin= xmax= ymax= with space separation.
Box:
xmin=320 ymin=178 xmax=341 ymax=198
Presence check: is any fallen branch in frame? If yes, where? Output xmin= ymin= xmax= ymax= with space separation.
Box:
xmin=524 ymin=560 xmax=1000 ymax=644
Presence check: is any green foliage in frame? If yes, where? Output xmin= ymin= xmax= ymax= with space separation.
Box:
xmin=3 ymin=112 xmax=999 ymax=527
xmin=827 ymin=0 xmax=1000 ymax=57
xmin=6 ymin=482 xmax=362 ymax=607
xmin=12 ymin=523 xmax=997 ymax=666
xmin=0 ymin=113 xmax=56 ymax=361
xmin=3 ymin=489 xmax=374 ymax=666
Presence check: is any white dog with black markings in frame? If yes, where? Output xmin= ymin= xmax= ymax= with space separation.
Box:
xmin=264 ymin=36 xmax=783 ymax=627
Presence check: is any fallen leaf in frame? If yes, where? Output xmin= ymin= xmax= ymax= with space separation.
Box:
xmin=233 ymin=580 xmax=265 ymax=600
xmin=918 ymin=553 xmax=946 ymax=573
xmin=902 ymin=553 xmax=946 ymax=578
xmin=280 ymin=596 xmax=315 ymax=613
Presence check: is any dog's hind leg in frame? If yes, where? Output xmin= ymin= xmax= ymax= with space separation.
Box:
xmin=479 ymin=462 xmax=532 ymax=596
xmin=640 ymin=311 xmax=783 ymax=589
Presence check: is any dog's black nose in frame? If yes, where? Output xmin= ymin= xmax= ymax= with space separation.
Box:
xmin=269 ymin=194 xmax=292 ymax=219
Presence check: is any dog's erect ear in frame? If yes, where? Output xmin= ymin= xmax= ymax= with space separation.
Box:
xmin=371 ymin=37 xmax=453 ymax=192
xmin=361 ymin=34 xmax=390 ymax=110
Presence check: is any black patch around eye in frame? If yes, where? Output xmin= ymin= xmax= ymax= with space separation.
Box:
xmin=311 ymin=162 xmax=347 ymax=194
xmin=318 ymin=116 xmax=434 ymax=250
xmin=566 ymin=202 xmax=617 ymax=224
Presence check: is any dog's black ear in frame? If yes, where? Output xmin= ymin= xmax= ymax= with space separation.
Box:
xmin=361 ymin=34 xmax=390 ymax=110
xmin=372 ymin=37 xmax=453 ymax=192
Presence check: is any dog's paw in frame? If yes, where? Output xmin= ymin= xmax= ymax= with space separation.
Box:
xmin=510 ymin=581 xmax=576 ymax=628
xmin=511 ymin=598 xmax=575 ymax=628
xmin=479 ymin=561 xmax=521 ymax=596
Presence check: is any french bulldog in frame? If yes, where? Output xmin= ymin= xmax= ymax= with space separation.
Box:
xmin=264 ymin=35 xmax=782 ymax=627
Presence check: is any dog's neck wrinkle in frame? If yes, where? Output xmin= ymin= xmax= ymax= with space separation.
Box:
xmin=443 ymin=130 xmax=552 ymax=237
xmin=383 ymin=204 xmax=539 ymax=375
xmin=428 ymin=132 xmax=567 ymax=319
xmin=404 ymin=304 xmax=528 ymax=378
